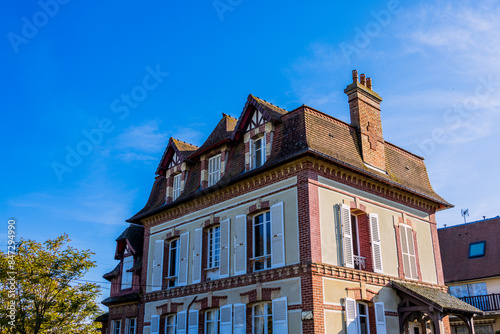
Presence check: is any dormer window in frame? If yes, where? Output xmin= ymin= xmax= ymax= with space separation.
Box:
xmin=121 ymin=256 xmax=133 ymax=290
xmin=251 ymin=136 xmax=266 ymax=169
xmin=208 ymin=154 xmax=221 ymax=187
xmin=172 ymin=174 xmax=182 ymax=201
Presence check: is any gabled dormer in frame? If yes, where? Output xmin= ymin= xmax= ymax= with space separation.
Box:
xmin=233 ymin=94 xmax=287 ymax=171
xmin=103 ymin=224 xmax=144 ymax=298
xmin=156 ymin=138 xmax=198 ymax=202
xmin=188 ymin=113 xmax=237 ymax=189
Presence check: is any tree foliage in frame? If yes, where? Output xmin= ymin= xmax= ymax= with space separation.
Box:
xmin=0 ymin=234 xmax=102 ymax=333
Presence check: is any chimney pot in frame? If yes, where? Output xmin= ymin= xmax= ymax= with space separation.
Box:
xmin=360 ymin=74 xmax=366 ymax=86
xmin=366 ymin=78 xmax=372 ymax=90
xmin=352 ymin=70 xmax=358 ymax=83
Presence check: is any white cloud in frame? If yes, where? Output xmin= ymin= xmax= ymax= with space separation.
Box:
xmin=115 ymin=120 xmax=168 ymax=154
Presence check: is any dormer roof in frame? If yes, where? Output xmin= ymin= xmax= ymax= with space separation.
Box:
xmin=156 ymin=137 xmax=199 ymax=175
xmin=115 ymin=224 xmax=144 ymax=259
xmin=189 ymin=113 xmax=237 ymax=158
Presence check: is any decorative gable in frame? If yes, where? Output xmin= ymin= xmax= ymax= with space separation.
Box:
xmin=246 ymin=109 xmax=266 ymax=131
xmin=156 ymin=138 xmax=198 ymax=176
xmin=167 ymin=152 xmax=181 ymax=169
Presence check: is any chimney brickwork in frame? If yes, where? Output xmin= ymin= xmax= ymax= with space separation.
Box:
xmin=345 ymin=70 xmax=386 ymax=171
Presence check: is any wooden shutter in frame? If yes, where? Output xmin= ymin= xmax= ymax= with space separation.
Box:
xmin=271 ymin=202 xmax=285 ymax=268
xmin=375 ymin=302 xmax=387 ymax=334
xmin=233 ymin=303 xmax=246 ymax=334
xmin=369 ymin=213 xmax=383 ymax=273
xmin=220 ymin=219 xmax=230 ymax=278
xmin=406 ymin=227 xmax=418 ymax=279
xmin=234 ymin=215 xmax=247 ymax=275
xmin=177 ymin=310 xmax=187 ymax=334
xmin=192 ymin=228 xmax=202 ymax=284
xmin=151 ymin=240 xmax=164 ymax=291
xmin=150 ymin=315 xmax=160 ymax=334
xmin=249 ymin=139 xmax=254 ymax=169
xmin=340 ymin=204 xmax=354 ymax=268
xmin=399 ymin=225 xmax=411 ymax=278
xmin=345 ymin=297 xmax=358 ymax=334
xmin=178 ymin=232 xmax=190 ymax=286
xmin=262 ymin=133 xmax=267 ymax=163
xmin=124 ymin=318 xmax=130 ymax=334
xmin=220 ymin=304 xmax=233 ymax=334
xmin=187 ymin=310 xmax=199 ymax=334
xmin=272 ymin=297 xmax=288 ymax=334
xmin=110 ymin=320 xmax=115 ymax=334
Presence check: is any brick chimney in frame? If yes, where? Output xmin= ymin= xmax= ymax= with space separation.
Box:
xmin=344 ymin=70 xmax=386 ymax=171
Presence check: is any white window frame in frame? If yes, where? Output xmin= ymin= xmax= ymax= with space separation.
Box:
xmin=252 ymin=136 xmax=266 ymax=169
xmin=167 ymin=238 xmax=180 ymax=288
xmin=357 ymin=302 xmax=370 ymax=334
xmin=173 ymin=173 xmax=182 ymax=201
xmin=208 ymin=154 xmax=221 ymax=186
xmin=400 ymin=224 xmax=418 ymax=280
xmin=165 ymin=314 xmax=177 ymax=334
xmin=252 ymin=302 xmax=272 ymax=334
xmin=253 ymin=211 xmax=272 ymax=271
xmin=127 ymin=317 xmax=137 ymax=334
xmin=207 ymin=225 xmax=221 ymax=269
xmin=205 ymin=308 xmax=220 ymax=334
xmin=121 ymin=256 xmax=134 ymax=290
xmin=113 ymin=320 xmax=121 ymax=334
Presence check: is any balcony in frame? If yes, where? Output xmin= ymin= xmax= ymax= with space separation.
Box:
xmin=459 ymin=293 xmax=500 ymax=312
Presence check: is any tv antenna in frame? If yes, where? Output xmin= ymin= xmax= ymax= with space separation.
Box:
xmin=461 ymin=209 xmax=469 ymax=224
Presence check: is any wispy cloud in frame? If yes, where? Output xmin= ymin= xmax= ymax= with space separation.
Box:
xmin=114 ymin=120 xmax=168 ymax=154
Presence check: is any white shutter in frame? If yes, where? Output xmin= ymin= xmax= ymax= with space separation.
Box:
xmin=220 ymin=304 xmax=233 ymax=334
xmin=400 ymin=225 xmax=410 ymax=278
xmin=150 ymin=315 xmax=160 ymax=334
xmin=233 ymin=303 xmax=246 ymax=334
xmin=188 ymin=310 xmax=199 ymax=334
xmin=177 ymin=310 xmax=187 ymax=334
xmin=271 ymin=202 xmax=285 ymax=268
xmin=345 ymin=297 xmax=358 ymax=334
xmin=124 ymin=318 xmax=130 ymax=334
xmin=272 ymin=297 xmax=288 ymax=334
xmin=375 ymin=302 xmax=387 ymax=334
xmin=340 ymin=204 xmax=354 ymax=268
xmin=151 ymin=240 xmax=164 ymax=291
xmin=192 ymin=228 xmax=202 ymax=284
xmin=234 ymin=215 xmax=247 ymax=275
xmin=249 ymin=139 xmax=254 ymax=169
xmin=110 ymin=320 xmax=115 ymax=334
xmin=178 ymin=232 xmax=190 ymax=286
xmin=220 ymin=219 xmax=230 ymax=278
xmin=369 ymin=213 xmax=383 ymax=273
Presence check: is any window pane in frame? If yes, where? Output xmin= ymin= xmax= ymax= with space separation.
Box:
xmin=255 ymin=224 xmax=264 ymax=257
xmin=469 ymin=242 xmax=485 ymax=258
xmin=254 ymin=317 xmax=265 ymax=334
xmin=358 ymin=303 xmax=366 ymax=315
xmin=254 ymin=304 xmax=264 ymax=315
xmin=359 ymin=317 xmax=368 ymax=334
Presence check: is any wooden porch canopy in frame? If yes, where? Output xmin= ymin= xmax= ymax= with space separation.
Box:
xmin=393 ymin=281 xmax=483 ymax=334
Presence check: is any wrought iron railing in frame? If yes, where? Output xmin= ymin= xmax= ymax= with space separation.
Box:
xmin=353 ymin=255 xmax=366 ymax=269
xmin=459 ymin=293 xmax=500 ymax=311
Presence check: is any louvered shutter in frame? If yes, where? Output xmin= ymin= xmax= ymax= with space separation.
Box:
xmin=220 ymin=304 xmax=233 ymax=334
xmin=150 ymin=315 xmax=160 ymax=334
xmin=192 ymin=228 xmax=202 ymax=284
xmin=345 ymin=297 xmax=358 ymax=334
xmin=124 ymin=318 xmax=130 ymax=334
xmin=340 ymin=204 xmax=354 ymax=268
xmin=151 ymin=240 xmax=164 ymax=291
xmin=187 ymin=310 xmax=199 ymax=334
xmin=220 ymin=219 xmax=230 ymax=278
xmin=400 ymin=225 xmax=411 ymax=278
xmin=178 ymin=232 xmax=190 ymax=286
xmin=249 ymin=139 xmax=254 ymax=169
xmin=262 ymin=133 xmax=267 ymax=163
xmin=177 ymin=311 xmax=187 ymax=334
xmin=234 ymin=215 xmax=247 ymax=275
xmin=233 ymin=303 xmax=246 ymax=334
xmin=407 ymin=227 xmax=418 ymax=279
xmin=272 ymin=297 xmax=288 ymax=334
xmin=375 ymin=302 xmax=387 ymax=334
xmin=110 ymin=320 xmax=115 ymax=334
xmin=369 ymin=213 xmax=383 ymax=273
xmin=271 ymin=202 xmax=285 ymax=268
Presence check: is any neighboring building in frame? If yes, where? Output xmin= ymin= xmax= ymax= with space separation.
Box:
xmin=98 ymin=70 xmax=481 ymax=334
xmin=439 ymin=216 xmax=500 ymax=334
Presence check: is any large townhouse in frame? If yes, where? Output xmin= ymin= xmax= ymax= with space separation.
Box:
xmin=99 ymin=70 xmax=481 ymax=334
xmin=439 ymin=216 xmax=500 ymax=333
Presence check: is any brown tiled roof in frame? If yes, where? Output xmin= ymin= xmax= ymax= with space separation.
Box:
xmin=155 ymin=138 xmax=199 ymax=175
xmin=128 ymin=97 xmax=450 ymax=223
xmin=102 ymin=293 xmax=140 ymax=306
xmin=439 ymin=216 xmax=500 ymax=282
xmin=116 ymin=224 xmax=144 ymax=255
xmin=393 ymin=281 xmax=483 ymax=315
xmin=172 ymin=138 xmax=198 ymax=156
xmin=103 ymin=264 xmax=120 ymax=281
xmin=190 ymin=114 xmax=237 ymax=157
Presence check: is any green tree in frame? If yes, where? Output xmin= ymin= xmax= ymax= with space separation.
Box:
xmin=0 ymin=234 xmax=102 ymax=333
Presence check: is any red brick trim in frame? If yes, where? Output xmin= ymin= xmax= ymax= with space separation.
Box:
xmin=393 ymin=221 xmax=405 ymax=279
xmin=412 ymin=229 xmax=423 ymax=282
xmin=385 ymin=311 xmax=398 ymax=317
xmin=323 ymin=304 xmax=343 ymax=311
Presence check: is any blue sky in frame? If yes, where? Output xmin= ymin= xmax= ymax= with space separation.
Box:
xmin=2 ymin=0 xmax=499 ymax=305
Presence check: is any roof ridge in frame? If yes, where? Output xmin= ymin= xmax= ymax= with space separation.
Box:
xmin=172 ymin=137 xmax=199 ymax=148
xmin=251 ymin=94 xmax=288 ymax=113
